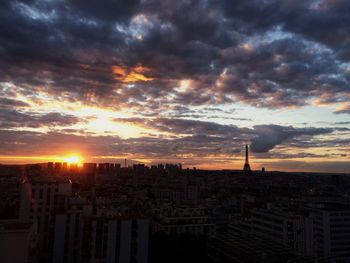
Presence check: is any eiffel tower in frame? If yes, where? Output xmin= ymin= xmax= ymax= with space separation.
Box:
xmin=243 ymin=144 xmax=252 ymax=176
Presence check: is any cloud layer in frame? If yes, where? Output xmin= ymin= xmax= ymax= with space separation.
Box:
xmin=0 ymin=0 xmax=349 ymax=171
xmin=1 ymin=0 xmax=349 ymax=111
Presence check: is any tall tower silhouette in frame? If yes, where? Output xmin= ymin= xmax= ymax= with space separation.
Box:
xmin=243 ymin=144 xmax=252 ymax=175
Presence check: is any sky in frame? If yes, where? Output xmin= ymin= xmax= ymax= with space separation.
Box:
xmin=0 ymin=0 xmax=349 ymax=172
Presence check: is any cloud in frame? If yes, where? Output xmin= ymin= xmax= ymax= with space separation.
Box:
xmin=0 ymin=98 xmax=30 ymax=108
xmin=112 ymin=65 xmax=154 ymax=83
xmin=334 ymin=104 xmax=350 ymax=114
xmin=0 ymin=0 xmax=348 ymax=112
xmin=250 ymin=125 xmax=333 ymax=153
xmin=0 ymin=116 xmax=344 ymax=171
xmin=114 ymin=117 xmax=250 ymax=137
xmin=68 ymin=0 xmax=140 ymax=22
xmin=0 ymin=0 xmax=349 ymax=171
xmin=259 ymin=160 xmax=350 ymax=174
xmin=220 ymin=0 xmax=350 ymax=61
xmin=0 ymin=110 xmax=80 ymax=128
xmin=115 ymin=118 xmax=335 ymax=154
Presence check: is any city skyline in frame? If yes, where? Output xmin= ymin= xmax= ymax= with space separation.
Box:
xmin=0 ymin=0 xmax=350 ymax=172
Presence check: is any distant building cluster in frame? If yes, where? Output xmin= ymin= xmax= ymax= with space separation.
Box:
xmin=0 ymin=147 xmax=350 ymax=263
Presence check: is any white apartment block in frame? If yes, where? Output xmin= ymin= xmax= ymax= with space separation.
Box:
xmin=153 ymin=206 xmax=216 ymax=238
xmin=53 ymin=214 xmax=149 ymax=263
xmin=249 ymin=207 xmax=313 ymax=256
xmin=307 ymin=203 xmax=350 ymax=263
xmin=19 ymin=178 xmax=72 ymax=251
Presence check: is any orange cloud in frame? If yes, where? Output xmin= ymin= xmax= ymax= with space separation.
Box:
xmin=112 ymin=65 xmax=154 ymax=83
xmin=334 ymin=102 xmax=350 ymax=113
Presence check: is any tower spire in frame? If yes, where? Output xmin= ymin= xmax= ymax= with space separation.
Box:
xmin=243 ymin=144 xmax=252 ymax=175
xmin=245 ymin=144 xmax=249 ymax=164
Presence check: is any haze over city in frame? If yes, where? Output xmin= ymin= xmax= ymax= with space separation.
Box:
xmin=0 ymin=0 xmax=350 ymax=172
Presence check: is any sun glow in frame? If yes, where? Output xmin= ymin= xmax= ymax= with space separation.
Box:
xmin=64 ymin=155 xmax=83 ymax=164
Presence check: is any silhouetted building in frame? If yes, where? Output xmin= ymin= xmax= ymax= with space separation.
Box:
xmin=19 ymin=178 xmax=72 ymax=258
xmin=70 ymin=163 xmax=78 ymax=172
xmin=133 ymin=164 xmax=146 ymax=175
xmin=8 ymin=159 xmax=350 ymax=263
xmin=83 ymin=163 xmax=97 ymax=174
xmin=98 ymin=163 xmax=110 ymax=174
xmin=0 ymin=220 xmax=37 ymax=263
xmin=54 ymin=162 xmax=62 ymax=172
xmin=47 ymin=162 xmax=54 ymax=171
xmin=83 ymin=163 xmax=97 ymax=188
xmin=153 ymin=206 xmax=216 ymax=238
xmin=209 ymin=229 xmax=298 ymax=263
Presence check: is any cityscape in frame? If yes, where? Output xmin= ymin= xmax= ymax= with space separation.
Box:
xmin=1 ymin=147 xmax=350 ymax=263
xmin=1 ymin=0 xmax=350 ymax=263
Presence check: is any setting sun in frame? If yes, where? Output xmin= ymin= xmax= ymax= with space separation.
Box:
xmin=64 ymin=155 xmax=83 ymax=164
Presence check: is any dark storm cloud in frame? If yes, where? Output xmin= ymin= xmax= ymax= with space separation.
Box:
xmin=252 ymin=151 xmax=347 ymax=160
xmin=0 ymin=98 xmax=30 ymax=108
xmin=69 ymin=0 xmax=140 ymax=22
xmin=261 ymin=160 xmax=350 ymax=173
xmin=0 ymin=0 xmax=348 ymax=172
xmin=0 ymin=128 xmax=240 ymax=157
xmin=0 ymin=110 xmax=80 ymax=128
xmin=284 ymin=135 xmax=350 ymax=150
xmin=217 ymin=36 xmax=350 ymax=108
xmin=115 ymin=118 xmax=334 ymax=154
xmin=250 ymin=125 xmax=333 ymax=153
xmin=114 ymin=117 xmax=251 ymax=137
xmin=0 ymin=0 xmax=349 ymax=112
xmin=221 ymin=0 xmax=350 ymax=61
xmin=0 ymin=0 xmax=131 ymax=103
xmin=0 ymin=116 xmax=340 ymax=163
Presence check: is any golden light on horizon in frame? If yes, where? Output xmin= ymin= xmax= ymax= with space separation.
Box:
xmin=63 ymin=155 xmax=83 ymax=165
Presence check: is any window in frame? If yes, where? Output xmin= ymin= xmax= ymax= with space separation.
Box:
xmin=46 ymin=188 xmax=51 ymax=205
